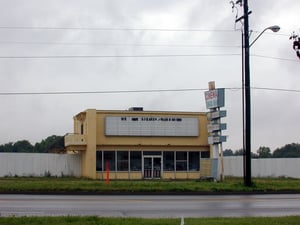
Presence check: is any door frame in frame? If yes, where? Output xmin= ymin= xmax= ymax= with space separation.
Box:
xmin=142 ymin=155 xmax=162 ymax=179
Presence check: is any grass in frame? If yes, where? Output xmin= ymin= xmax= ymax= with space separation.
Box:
xmin=0 ymin=176 xmax=300 ymax=193
xmin=0 ymin=178 xmax=299 ymax=224
xmin=0 ymin=216 xmax=300 ymax=225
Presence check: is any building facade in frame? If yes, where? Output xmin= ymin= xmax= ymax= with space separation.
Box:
xmin=65 ymin=108 xmax=215 ymax=180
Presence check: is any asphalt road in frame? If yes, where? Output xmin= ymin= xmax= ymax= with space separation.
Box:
xmin=0 ymin=194 xmax=300 ymax=218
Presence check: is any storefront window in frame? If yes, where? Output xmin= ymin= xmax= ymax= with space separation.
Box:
xmin=117 ymin=151 xmax=129 ymax=171
xmin=176 ymin=151 xmax=187 ymax=171
xmin=189 ymin=152 xmax=200 ymax=171
xmin=163 ymin=152 xmax=174 ymax=171
xmin=96 ymin=151 xmax=102 ymax=171
xmin=104 ymin=151 xmax=116 ymax=171
xmin=130 ymin=151 xmax=141 ymax=171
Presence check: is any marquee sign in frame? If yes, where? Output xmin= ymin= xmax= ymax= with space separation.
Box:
xmin=207 ymin=123 xmax=227 ymax=133
xmin=208 ymin=135 xmax=227 ymax=145
xmin=204 ymin=86 xmax=227 ymax=145
xmin=204 ymin=88 xmax=225 ymax=109
xmin=105 ymin=116 xmax=199 ymax=137
xmin=207 ymin=110 xmax=227 ymax=120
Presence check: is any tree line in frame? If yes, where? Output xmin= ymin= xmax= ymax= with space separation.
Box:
xmin=224 ymin=143 xmax=300 ymax=158
xmin=0 ymin=135 xmax=65 ymax=153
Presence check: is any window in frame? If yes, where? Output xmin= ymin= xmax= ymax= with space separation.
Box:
xmin=189 ymin=152 xmax=200 ymax=171
xmin=96 ymin=151 xmax=102 ymax=171
xmin=104 ymin=151 xmax=116 ymax=171
xmin=117 ymin=151 xmax=129 ymax=171
xmin=163 ymin=152 xmax=174 ymax=171
xmin=80 ymin=123 xmax=84 ymax=134
xmin=201 ymin=151 xmax=210 ymax=158
xmin=176 ymin=151 xmax=187 ymax=171
xmin=143 ymin=151 xmax=162 ymax=155
xmin=130 ymin=151 xmax=141 ymax=171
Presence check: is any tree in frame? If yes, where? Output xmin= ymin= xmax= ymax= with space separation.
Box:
xmin=14 ymin=140 xmax=34 ymax=152
xmin=223 ymin=149 xmax=234 ymax=156
xmin=273 ymin=143 xmax=300 ymax=158
xmin=234 ymin=149 xmax=244 ymax=156
xmin=34 ymin=135 xmax=64 ymax=153
xmin=233 ymin=149 xmax=258 ymax=158
xmin=0 ymin=135 xmax=65 ymax=153
xmin=290 ymin=32 xmax=300 ymax=60
xmin=0 ymin=142 xmax=14 ymax=152
xmin=256 ymin=146 xmax=272 ymax=158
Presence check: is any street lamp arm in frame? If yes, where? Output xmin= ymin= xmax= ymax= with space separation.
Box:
xmin=249 ymin=25 xmax=280 ymax=47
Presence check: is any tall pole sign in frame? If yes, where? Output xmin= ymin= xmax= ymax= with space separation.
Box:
xmin=204 ymin=81 xmax=227 ymax=181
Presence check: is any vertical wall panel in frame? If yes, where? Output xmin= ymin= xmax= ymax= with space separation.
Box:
xmin=223 ymin=156 xmax=300 ymax=178
xmin=0 ymin=153 xmax=82 ymax=177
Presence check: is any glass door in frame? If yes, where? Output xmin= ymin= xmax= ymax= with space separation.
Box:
xmin=153 ymin=157 xmax=161 ymax=178
xmin=143 ymin=156 xmax=162 ymax=179
xmin=144 ymin=157 xmax=152 ymax=179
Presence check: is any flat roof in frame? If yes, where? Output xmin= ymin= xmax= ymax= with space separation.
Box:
xmin=74 ymin=108 xmax=207 ymax=119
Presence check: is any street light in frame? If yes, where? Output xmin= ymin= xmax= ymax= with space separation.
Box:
xmin=243 ymin=23 xmax=280 ymax=186
xmin=250 ymin=25 xmax=281 ymax=47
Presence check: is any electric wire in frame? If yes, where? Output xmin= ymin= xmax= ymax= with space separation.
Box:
xmin=252 ymin=54 xmax=299 ymax=62
xmin=0 ymin=40 xmax=241 ymax=48
xmin=0 ymin=26 xmax=237 ymax=32
xmin=0 ymin=87 xmax=299 ymax=96
xmin=0 ymin=53 xmax=297 ymax=62
xmin=251 ymin=86 xmax=300 ymax=93
xmin=0 ymin=88 xmax=208 ymax=96
xmin=0 ymin=26 xmax=291 ymax=37
xmin=0 ymin=53 xmax=241 ymax=59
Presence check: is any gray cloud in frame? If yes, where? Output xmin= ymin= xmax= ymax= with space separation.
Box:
xmin=0 ymin=0 xmax=299 ymax=152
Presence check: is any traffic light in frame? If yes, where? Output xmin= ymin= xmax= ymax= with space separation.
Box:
xmin=290 ymin=32 xmax=300 ymax=60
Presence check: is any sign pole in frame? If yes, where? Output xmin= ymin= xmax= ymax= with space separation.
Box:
xmin=205 ymin=81 xmax=227 ymax=181
xmin=219 ymin=116 xmax=225 ymax=181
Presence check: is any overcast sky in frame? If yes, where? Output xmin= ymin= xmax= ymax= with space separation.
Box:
xmin=0 ymin=0 xmax=299 ymax=152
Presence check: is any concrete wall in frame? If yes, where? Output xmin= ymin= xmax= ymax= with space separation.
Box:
xmin=224 ymin=156 xmax=300 ymax=178
xmin=0 ymin=153 xmax=82 ymax=177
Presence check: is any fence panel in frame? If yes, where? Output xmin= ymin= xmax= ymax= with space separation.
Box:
xmin=223 ymin=156 xmax=300 ymax=178
xmin=0 ymin=153 xmax=82 ymax=177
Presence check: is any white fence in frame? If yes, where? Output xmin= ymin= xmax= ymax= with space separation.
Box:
xmin=0 ymin=153 xmax=82 ymax=177
xmin=224 ymin=156 xmax=300 ymax=178
xmin=0 ymin=153 xmax=299 ymax=178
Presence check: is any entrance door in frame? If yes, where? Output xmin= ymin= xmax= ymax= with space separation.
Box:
xmin=143 ymin=156 xmax=161 ymax=179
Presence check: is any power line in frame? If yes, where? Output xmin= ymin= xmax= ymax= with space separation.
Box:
xmin=0 ymin=26 xmax=237 ymax=32
xmin=252 ymin=54 xmax=299 ymax=62
xmin=0 ymin=53 xmax=240 ymax=59
xmin=0 ymin=53 xmax=297 ymax=62
xmin=251 ymin=86 xmax=300 ymax=93
xmin=0 ymin=40 xmax=241 ymax=48
xmin=228 ymin=87 xmax=300 ymax=93
xmin=0 ymin=88 xmax=207 ymax=96
xmin=0 ymin=26 xmax=289 ymax=37
xmin=0 ymin=26 xmax=290 ymax=39
xmin=1 ymin=86 xmax=300 ymax=96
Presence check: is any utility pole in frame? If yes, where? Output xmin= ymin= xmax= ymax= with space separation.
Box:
xmin=243 ymin=0 xmax=252 ymax=187
xmin=233 ymin=1 xmax=279 ymax=187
